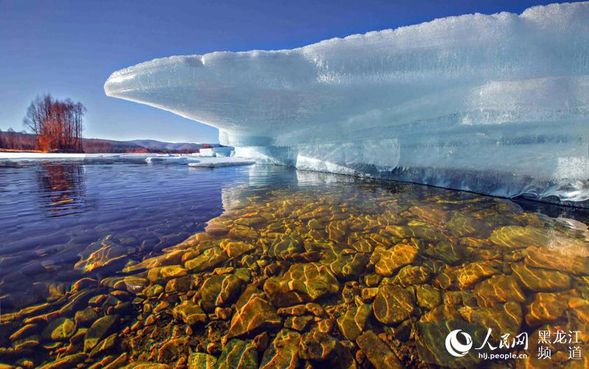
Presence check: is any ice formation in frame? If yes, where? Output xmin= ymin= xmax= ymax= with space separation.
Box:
xmin=104 ymin=2 xmax=589 ymax=207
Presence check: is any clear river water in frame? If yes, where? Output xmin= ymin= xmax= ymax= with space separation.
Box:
xmin=0 ymin=161 xmax=588 ymax=369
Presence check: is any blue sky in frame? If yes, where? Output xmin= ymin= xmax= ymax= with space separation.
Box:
xmin=0 ymin=0 xmax=571 ymax=143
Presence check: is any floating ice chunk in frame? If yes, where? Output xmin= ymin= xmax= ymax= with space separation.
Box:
xmin=188 ymin=157 xmax=254 ymax=168
xmin=105 ymin=2 xmax=589 ymax=207
xmin=145 ymin=156 xmax=190 ymax=164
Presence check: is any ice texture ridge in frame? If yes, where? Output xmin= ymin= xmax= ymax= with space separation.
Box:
xmin=105 ymin=2 xmax=589 ymax=207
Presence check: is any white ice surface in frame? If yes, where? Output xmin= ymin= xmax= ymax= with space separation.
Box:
xmin=105 ymin=2 xmax=589 ymax=206
xmin=145 ymin=156 xmax=191 ymax=164
xmin=188 ymin=157 xmax=255 ymax=168
xmin=0 ymin=153 xmax=253 ymax=167
xmin=0 ymin=152 xmax=142 ymax=160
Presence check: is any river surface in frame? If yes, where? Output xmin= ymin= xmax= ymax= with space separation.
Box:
xmin=0 ymin=161 xmax=588 ymax=368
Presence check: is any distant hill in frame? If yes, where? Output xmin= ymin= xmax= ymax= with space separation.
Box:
xmin=0 ymin=131 xmax=219 ymax=153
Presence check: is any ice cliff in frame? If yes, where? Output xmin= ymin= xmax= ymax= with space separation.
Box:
xmin=104 ymin=2 xmax=589 ymax=207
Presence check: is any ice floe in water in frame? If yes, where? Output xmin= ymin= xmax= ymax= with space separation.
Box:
xmin=104 ymin=2 xmax=589 ymax=207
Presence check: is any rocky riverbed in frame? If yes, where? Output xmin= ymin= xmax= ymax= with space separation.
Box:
xmin=1 ymin=184 xmax=588 ymax=369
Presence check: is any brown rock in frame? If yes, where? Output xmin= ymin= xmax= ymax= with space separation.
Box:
xmin=184 ymin=247 xmax=228 ymax=273
xmin=277 ymin=305 xmax=307 ymax=317
xmin=188 ymin=352 xmax=217 ymax=369
xmin=84 ymin=315 xmax=118 ymax=352
xmin=298 ymin=330 xmax=337 ymax=361
xmin=371 ymin=244 xmax=418 ymax=276
xmin=228 ymin=295 xmax=281 ymax=338
xmin=259 ymin=330 xmax=301 ymax=369
xmin=172 ymin=301 xmax=207 ymax=326
xmin=199 ymin=274 xmax=242 ymax=312
xmin=284 ymin=316 xmax=313 ymax=332
xmin=473 ymin=274 xmax=525 ymax=307
xmin=454 ymin=261 xmax=499 ymax=289
xmin=525 ymin=246 xmax=589 ymax=275
xmin=264 ymin=263 xmax=339 ymax=307
xmin=356 ymin=331 xmax=402 ymax=369
xmin=392 ymin=265 xmax=431 ymax=287
xmin=337 ymin=303 xmax=371 ymax=340
xmin=220 ymin=240 xmax=255 ymax=258
xmin=525 ymin=292 xmax=569 ymax=326
xmin=511 ymin=263 xmax=571 ymax=291
xmin=217 ymin=339 xmax=258 ymax=369
xmin=373 ymin=285 xmax=414 ymax=325
xmin=489 ymin=226 xmax=548 ymax=248
xmin=459 ymin=301 xmax=522 ymax=337
xmin=415 ymin=285 xmax=441 ymax=310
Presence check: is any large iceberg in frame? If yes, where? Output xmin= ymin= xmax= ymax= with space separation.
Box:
xmin=105 ymin=2 xmax=589 ymax=207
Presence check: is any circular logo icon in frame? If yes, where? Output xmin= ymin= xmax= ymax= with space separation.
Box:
xmin=445 ymin=329 xmax=473 ymax=357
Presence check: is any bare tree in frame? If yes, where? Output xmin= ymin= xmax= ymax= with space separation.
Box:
xmin=23 ymin=94 xmax=86 ymax=152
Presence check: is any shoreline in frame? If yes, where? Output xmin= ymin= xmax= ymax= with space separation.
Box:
xmin=0 ymin=152 xmax=255 ymax=168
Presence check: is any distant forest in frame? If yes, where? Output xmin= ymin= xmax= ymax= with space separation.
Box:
xmin=0 ymin=130 xmax=213 ymax=154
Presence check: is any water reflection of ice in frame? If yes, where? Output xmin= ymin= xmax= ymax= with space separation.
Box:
xmin=295 ymin=169 xmax=358 ymax=185
xmin=220 ymin=164 xmax=360 ymax=211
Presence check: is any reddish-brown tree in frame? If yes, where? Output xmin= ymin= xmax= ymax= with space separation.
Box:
xmin=23 ymin=94 xmax=86 ymax=152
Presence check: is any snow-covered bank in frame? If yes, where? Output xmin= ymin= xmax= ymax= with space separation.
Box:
xmin=104 ymin=2 xmax=589 ymax=207
xmin=0 ymin=152 xmax=254 ymax=168
xmin=0 ymin=152 xmax=147 ymax=162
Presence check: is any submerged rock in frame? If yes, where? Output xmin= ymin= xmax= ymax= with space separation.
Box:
xmin=525 ymin=292 xmax=570 ymax=326
xmin=459 ymin=301 xmax=522 ymax=337
xmin=184 ymin=247 xmax=228 ymax=273
xmin=454 ymin=261 xmax=499 ymax=289
xmin=217 ymin=339 xmax=258 ymax=369
xmin=356 ymin=330 xmax=402 ymax=369
xmin=337 ymin=303 xmax=371 ymax=340
xmin=188 ymin=352 xmax=217 ymax=369
xmin=393 ymin=265 xmax=431 ymax=287
xmin=371 ymin=244 xmax=418 ymax=276
xmin=415 ymin=285 xmax=442 ymax=310
xmin=416 ymin=319 xmax=483 ymax=369
xmin=41 ymin=317 xmax=76 ymax=341
xmin=373 ymin=285 xmax=414 ymax=325
xmin=74 ymin=236 xmax=132 ymax=274
xmin=525 ymin=246 xmax=589 ymax=275
xmin=37 ymin=353 xmax=87 ymax=369
xmin=324 ymin=250 xmax=370 ymax=280
xmin=264 ymin=263 xmax=339 ymax=307
xmin=259 ymin=330 xmax=301 ymax=369
xmin=84 ymin=315 xmax=118 ymax=352
xmin=220 ymin=240 xmax=255 ymax=258
xmin=298 ymin=330 xmax=339 ymax=362
xmin=228 ymin=295 xmax=281 ymax=338
xmin=199 ymin=274 xmax=242 ymax=312
xmin=172 ymin=301 xmax=207 ymax=326
xmin=267 ymin=236 xmax=305 ymax=260
xmin=284 ymin=316 xmax=313 ymax=332
xmin=423 ymin=240 xmax=464 ymax=265
xmin=489 ymin=226 xmax=549 ymax=248
xmin=473 ymin=274 xmax=525 ymax=306
xmin=511 ymin=263 xmax=572 ymax=291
